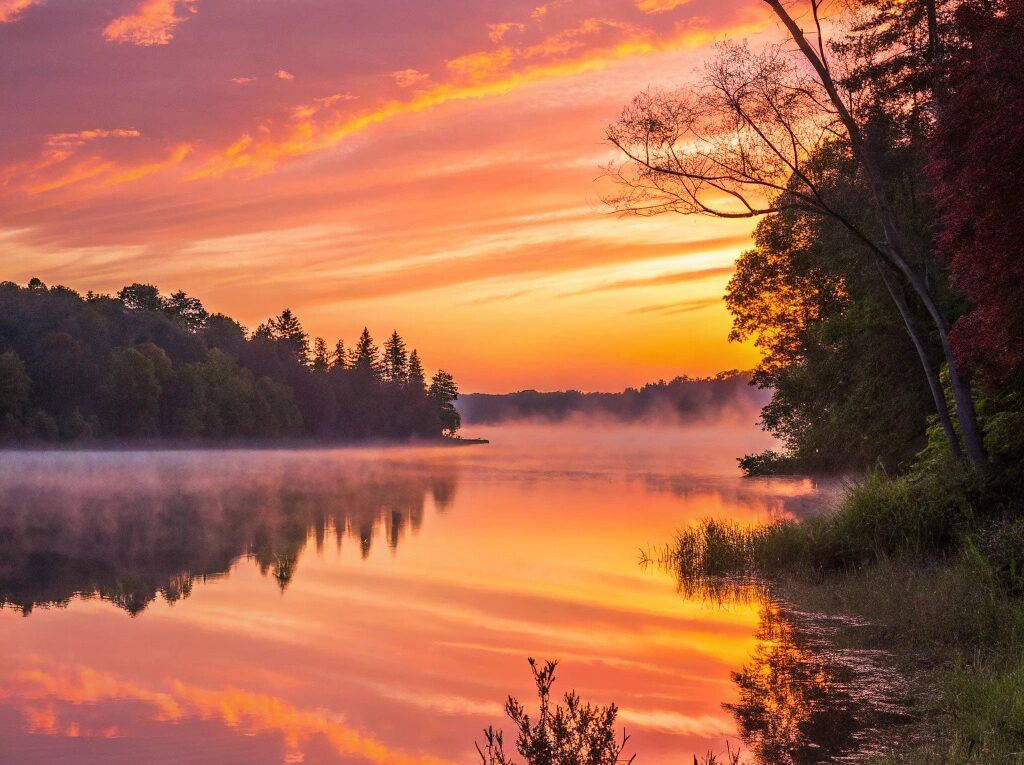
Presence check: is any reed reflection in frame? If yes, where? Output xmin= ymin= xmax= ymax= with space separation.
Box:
xmin=0 ymin=452 xmax=457 ymax=616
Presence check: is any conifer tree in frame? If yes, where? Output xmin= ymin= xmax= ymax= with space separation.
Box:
xmin=353 ymin=327 xmax=379 ymax=376
xmin=383 ymin=330 xmax=409 ymax=384
xmin=429 ymin=369 xmax=460 ymax=436
xmin=331 ymin=340 xmax=347 ymax=370
xmin=407 ymin=349 xmax=426 ymax=392
xmin=270 ymin=309 xmax=309 ymax=364
xmin=311 ymin=337 xmax=330 ymax=372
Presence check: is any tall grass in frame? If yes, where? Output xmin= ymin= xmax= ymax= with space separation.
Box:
xmin=665 ymin=465 xmax=1024 ymax=764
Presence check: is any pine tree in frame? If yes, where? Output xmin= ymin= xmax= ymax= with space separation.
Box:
xmin=353 ymin=327 xmax=379 ymax=376
xmin=311 ymin=337 xmax=330 ymax=371
xmin=270 ymin=309 xmax=309 ymax=364
xmin=383 ymin=330 xmax=409 ymax=384
xmin=429 ymin=369 xmax=460 ymax=436
xmin=407 ymin=349 xmax=426 ymax=392
xmin=331 ymin=340 xmax=347 ymax=370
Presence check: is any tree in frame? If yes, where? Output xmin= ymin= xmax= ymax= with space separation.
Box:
xmin=0 ymin=279 xmax=455 ymax=444
xmin=118 ymin=283 xmax=163 ymax=312
xmin=353 ymin=327 xmax=379 ymax=376
xmin=606 ymin=11 xmax=986 ymax=467
xmin=929 ymin=0 xmax=1024 ymax=386
xmin=727 ymin=203 xmax=933 ymax=472
xmin=269 ymin=308 xmax=309 ymax=364
xmin=331 ymin=340 xmax=347 ymax=370
xmin=429 ymin=369 xmax=461 ymax=437
xmin=104 ymin=346 xmax=163 ymax=436
xmin=407 ymin=349 xmax=426 ymax=392
xmin=163 ymin=290 xmax=209 ymax=333
xmin=0 ymin=351 xmax=30 ymax=422
xmin=476 ymin=659 xmax=634 ymax=765
xmin=311 ymin=337 xmax=330 ymax=372
xmin=383 ymin=330 xmax=409 ymax=384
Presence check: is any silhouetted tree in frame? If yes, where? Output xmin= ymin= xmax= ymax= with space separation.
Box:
xmin=312 ymin=337 xmax=330 ymax=372
xmin=0 ymin=279 xmax=459 ymax=443
xmin=331 ymin=340 xmax=347 ymax=369
xmin=353 ymin=327 xmax=380 ymax=376
xmin=269 ymin=309 xmax=309 ymax=364
xmin=429 ymin=369 xmax=461 ymax=436
xmin=383 ymin=330 xmax=409 ymax=384
xmin=118 ymin=283 xmax=163 ymax=312
xmin=163 ymin=290 xmax=209 ymax=332
xmin=407 ymin=349 xmax=426 ymax=392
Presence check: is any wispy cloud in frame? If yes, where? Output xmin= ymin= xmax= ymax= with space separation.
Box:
xmin=635 ymin=0 xmax=692 ymax=12
xmin=275 ymin=69 xmax=295 ymax=81
xmin=560 ymin=263 xmax=736 ymax=297
xmin=629 ymin=296 xmax=723 ymax=315
xmin=391 ymin=68 xmax=430 ymax=88
xmin=487 ymin=21 xmax=525 ymax=42
xmin=103 ymin=0 xmax=199 ymax=46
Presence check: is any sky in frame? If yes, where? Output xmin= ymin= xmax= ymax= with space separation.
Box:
xmin=0 ymin=0 xmax=777 ymax=392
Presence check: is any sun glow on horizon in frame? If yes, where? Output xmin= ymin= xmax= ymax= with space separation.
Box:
xmin=0 ymin=0 xmax=775 ymax=391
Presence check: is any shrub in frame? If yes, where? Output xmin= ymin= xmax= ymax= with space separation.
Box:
xmin=476 ymin=659 xmax=634 ymax=765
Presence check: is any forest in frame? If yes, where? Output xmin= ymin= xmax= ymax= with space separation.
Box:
xmin=458 ymin=372 xmax=767 ymax=424
xmin=607 ymin=0 xmax=1024 ymax=479
xmin=0 ymin=278 xmax=461 ymax=443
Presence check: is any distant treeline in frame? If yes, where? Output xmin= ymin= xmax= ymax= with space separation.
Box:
xmin=0 ymin=278 xmax=460 ymax=443
xmin=457 ymin=372 xmax=767 ymax=424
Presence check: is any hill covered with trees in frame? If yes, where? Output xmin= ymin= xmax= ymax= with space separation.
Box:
xmin=457 ymin=372 xmax=767 ymax=425
xmin=0 ymin=278 xmax=461 ymax=443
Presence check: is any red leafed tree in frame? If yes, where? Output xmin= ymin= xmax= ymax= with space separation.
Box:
xmin=929 ymin=0 xmax=1024 ymax=385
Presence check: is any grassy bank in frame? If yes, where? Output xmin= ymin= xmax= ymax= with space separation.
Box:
xmin=668 ymin=465 xmax=1024 ymax=763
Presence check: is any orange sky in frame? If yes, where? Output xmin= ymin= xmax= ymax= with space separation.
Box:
xmin=0 ymin=0 xmax=778 ymax=391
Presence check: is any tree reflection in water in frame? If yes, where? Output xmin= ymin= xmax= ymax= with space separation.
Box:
xmin=727 ymin=603 xmax=861 ymax=764
xmin=665 ymin=572 xmax=911 ymax=763
xmin=0 ymin=453 xmax=457 ymax=616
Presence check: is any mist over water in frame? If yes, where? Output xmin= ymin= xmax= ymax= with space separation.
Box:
xmin=0 ymin=418 xmax=834 ymax=765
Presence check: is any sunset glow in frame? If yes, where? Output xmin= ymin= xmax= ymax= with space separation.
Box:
xmin=0 ymin=0 xmax=774 ymax=391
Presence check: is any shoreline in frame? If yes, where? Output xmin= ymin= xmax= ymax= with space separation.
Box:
xmin=0 ymin=436 xmax=490 ymax=453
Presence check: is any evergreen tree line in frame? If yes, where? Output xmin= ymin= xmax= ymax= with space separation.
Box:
xmin=0 ymin=278 xmax=461 ymax=442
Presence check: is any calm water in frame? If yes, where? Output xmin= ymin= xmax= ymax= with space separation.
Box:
xmin=0 ymin=422 xmax=831 ymax=765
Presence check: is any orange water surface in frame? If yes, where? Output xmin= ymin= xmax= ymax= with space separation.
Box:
xmin=0 ymin=422 xmax=832 ymax=764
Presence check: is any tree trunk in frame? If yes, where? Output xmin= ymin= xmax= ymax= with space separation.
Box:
xmin=764 ymin=0 xmax=988 ymax=468
xmin=878 ymin=264 xmax=965 ymax=464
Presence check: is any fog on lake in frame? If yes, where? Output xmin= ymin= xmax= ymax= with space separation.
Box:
xmin=0 ymin=421 xmax=834 ymax=765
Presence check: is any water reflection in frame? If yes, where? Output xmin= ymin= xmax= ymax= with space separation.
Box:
xmin=0 ymin=452 xmax=456 ymax=615
xmin=666 ymin=570 xmax=911 ymax=763
xmin=0 ymin=425 xmax=830 ymax=765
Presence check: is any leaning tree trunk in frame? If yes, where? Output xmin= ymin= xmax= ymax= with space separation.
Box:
xmin=878 ymin=263 xmax=965 ymax=464
xmin=764 ymin=0 xmax=988 ymax=468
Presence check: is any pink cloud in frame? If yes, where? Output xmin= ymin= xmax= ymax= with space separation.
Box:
xmin=635 ymin=0 xmax=691 ymax=12
xmin=486 ymin=22 xmax=525 ymax=42
xmin=275 ymin=69 xmax=295 ymax=81
xmin=0 ymin=0 xmax=42 ymax=23
xmin=103 ymin=0 xmax=200 ymax=46
xmin=391 ymin=68 xmax=430 ymax=88
xmin=231 ymin=76 xmax=256 ymax=85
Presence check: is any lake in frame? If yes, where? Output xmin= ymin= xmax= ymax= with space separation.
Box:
xmin=0 ymin=422 xmax=832 ymax=764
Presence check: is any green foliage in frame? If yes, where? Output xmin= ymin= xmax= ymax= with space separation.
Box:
xmin=477 ymin=659 xmax=634 ymax=765
xmin=726 ymin=177 xmax=937 ymax=474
